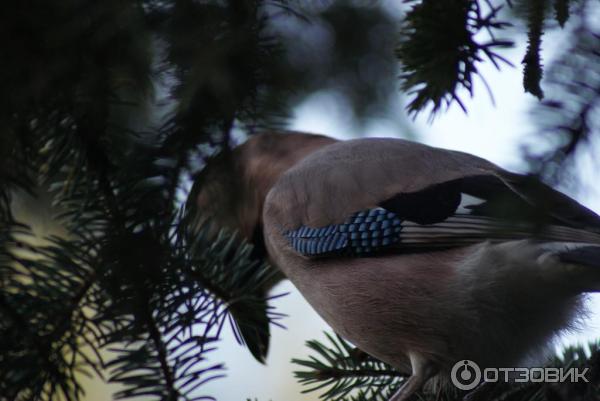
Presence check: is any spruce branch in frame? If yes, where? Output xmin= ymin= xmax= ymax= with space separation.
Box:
xmin=554 ymin=0 xmax=571 ymax=27
xmin=0 ymin=229 xmax=102 ymax=401
xmin=526 ymin=1 xmax=600 ymax=184
xmin=294 ymin=332 xmax=600 ymax=401
xmin=178 ymin=219 xmax=285 ymax=363
xmin=292 ymin=332 xmax=406 ymax=401
xmin=4 ymin=1 xmax=600 ymax=401
xmin=0 ymin=2 xmax=291 ymax=399
xmin=397 ymin=0 xmax=513 ymax=116
xmin=522 ymin=0 xmax=546 ymax=99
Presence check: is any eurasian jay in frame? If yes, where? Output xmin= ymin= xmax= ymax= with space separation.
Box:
xmin=190 ymin=131 xmax=600 ymax=400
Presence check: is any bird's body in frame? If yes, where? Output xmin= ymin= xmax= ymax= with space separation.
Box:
xmin=190 ymin=131 xmax=600 ymax=400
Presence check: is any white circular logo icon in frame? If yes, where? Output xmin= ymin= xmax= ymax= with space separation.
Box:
xmin=450 ymin=360 xmax=481 ymax=390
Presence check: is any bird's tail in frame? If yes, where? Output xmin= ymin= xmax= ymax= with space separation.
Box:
xmin=465 ymin=240 xmax=600 ymax=295
xmin=399 ymin=215 xmax=600 ymax=249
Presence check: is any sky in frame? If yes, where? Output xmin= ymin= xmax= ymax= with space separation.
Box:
xmin=198 ymin=27 xmax=600 ymax=401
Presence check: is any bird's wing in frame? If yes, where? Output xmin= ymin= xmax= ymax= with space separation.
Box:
xmin=264 ymin=138 xmax=600 ymax=257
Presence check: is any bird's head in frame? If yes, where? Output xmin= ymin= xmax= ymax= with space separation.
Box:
xmin=187 ymin=131 xmax=337 ymax=262
xmin=185 ymin=131 xmax=336 ymax=363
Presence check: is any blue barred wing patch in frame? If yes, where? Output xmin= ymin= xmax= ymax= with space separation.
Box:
xmin=285 ymin=208 xmax=403 ymax=256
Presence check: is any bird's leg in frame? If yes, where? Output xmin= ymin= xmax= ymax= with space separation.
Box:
xmin=389 ymin=353 xmax=437 ymax=401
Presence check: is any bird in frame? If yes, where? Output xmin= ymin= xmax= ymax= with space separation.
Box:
xmin=187 ymin=131 xmax=337 ymax=362
xmin=189 ymin=130 xmax=600 ymax=400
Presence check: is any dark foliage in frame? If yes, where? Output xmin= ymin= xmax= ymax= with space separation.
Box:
xmin=0 ymin=1 xmax=287 ymax=400
xmin=1 ymin=0 xmax=600 ymax=400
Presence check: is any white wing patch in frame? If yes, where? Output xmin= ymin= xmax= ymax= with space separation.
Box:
xmin=457 ymin=193 xmax=486 ymax=214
